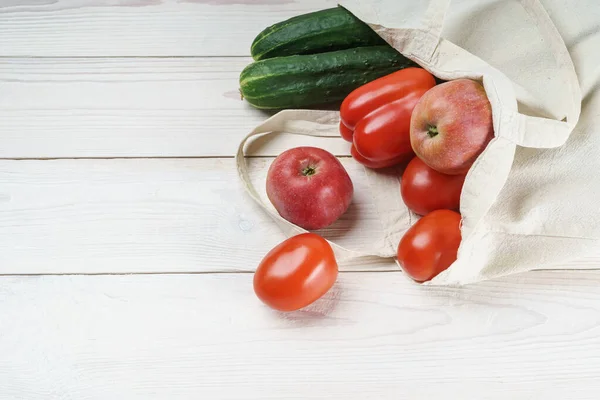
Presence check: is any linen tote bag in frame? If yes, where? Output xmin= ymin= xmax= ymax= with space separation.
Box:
xmin=236 ymin=0 xmax=597 ymax=285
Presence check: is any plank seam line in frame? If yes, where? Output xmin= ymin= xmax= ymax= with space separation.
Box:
xmin=0 ymin=55 xmax=251 ymax=59
xmin=0 ymin=269 xmax=401 ymax=277
xmin=0 ymin=156 xmax=354 ymax=161
xmin=0 ymin=269 xmax=593 ymax=277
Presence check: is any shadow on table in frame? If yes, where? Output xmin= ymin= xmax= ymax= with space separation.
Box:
xmin=275 ymin=281 xmax=344 ymax=326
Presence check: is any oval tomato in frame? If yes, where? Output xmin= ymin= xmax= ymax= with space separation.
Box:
xmin=397 ymin=209 xmax=461 ymax=282
xmin=401 ymin=157 xmax=466 ymax=216
xmin=254 ymin=233 xmax=338 ymax=312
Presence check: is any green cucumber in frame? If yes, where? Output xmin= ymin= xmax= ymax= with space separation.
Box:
xmin=240 ymin=46 xmax=418 ymax=110
xmin=251 ymin=6 xmax=387 ymax=61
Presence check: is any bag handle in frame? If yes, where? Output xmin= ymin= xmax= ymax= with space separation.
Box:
xmin=342 ymin=0 xmax=581 ymax=148
xmin=429 ymin=0 xmax=580 ymax=148
xmin=235 ymin=109 xmax=402 ymax=263
xmin=494 ymin=0 xmax=581 ymax=148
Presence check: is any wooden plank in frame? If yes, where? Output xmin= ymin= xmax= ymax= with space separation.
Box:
xmin=2 ymin=158 xmax=599 ymax=275
xmin=0 ymin=0 xmax=337 ymax=57
xmin=2 ymin=271 xmax=600 ymax=399
xmin=0 ymin=57 xmax=350 ymax=158
xmin=0 ymin=158 xmax=399 ymax=274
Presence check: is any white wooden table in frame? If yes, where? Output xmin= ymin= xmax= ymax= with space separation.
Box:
xmin=2 ymin=1 xmax=600 ymax=398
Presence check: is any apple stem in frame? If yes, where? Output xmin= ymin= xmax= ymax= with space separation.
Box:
xmin=302 ymin=166 xmax=317 ymax=176
xmin=427 ymin=125 xmax=439 ymax=138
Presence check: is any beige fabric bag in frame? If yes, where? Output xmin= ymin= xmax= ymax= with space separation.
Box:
xmin=236 ymin=0 xmax=600 ymax=285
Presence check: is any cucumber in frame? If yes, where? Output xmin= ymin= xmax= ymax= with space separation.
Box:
xmin=240 ymin=46 xmax=418 ymax=110
xmin=251 ymin=6 xmax=387 ymax=61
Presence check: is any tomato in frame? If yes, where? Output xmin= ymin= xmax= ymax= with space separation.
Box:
xmin=397 ymin=209 xmax=461 ymax=282
xmin=253 ymin=233 xmax=338 ymax=312
xmin=401 ymin=157 xmax=466 ymax=216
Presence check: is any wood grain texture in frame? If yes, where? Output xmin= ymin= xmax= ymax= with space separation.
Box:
xmin=2 ymin=271 xmax=600 ymax=399
xmin=2 ymin=157 xmax=600 ymax=275
xmin=0 ymin=58 xmax=350 ymax=158
xmin=0 ymin=0 xmax=337 ymax=57
xmin=0 ymin=158 xmax=400 ymax=274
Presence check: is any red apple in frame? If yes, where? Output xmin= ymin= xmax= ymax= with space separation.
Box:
xmin=410 ymin=79 xmax=494 ymax=175
xmin=266 ymin=146 xmax=353 ymax=230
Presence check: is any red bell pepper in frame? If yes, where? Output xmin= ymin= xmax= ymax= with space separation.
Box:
xmin=340 ymin=67 xmax=437 ymax=168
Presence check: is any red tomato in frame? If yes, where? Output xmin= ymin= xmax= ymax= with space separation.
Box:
xmin=401 ymin=157 xmax=466 ymax=216
xmin=254 ymin=233 xmax=338 ymax=312
xmin=397 ymin=209 xmax=461 ymax=282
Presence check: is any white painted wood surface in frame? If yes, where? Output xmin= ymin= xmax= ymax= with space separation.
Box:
xmin=2 ymin=0 xmax=600 ymax=398
xmin=0 ymin=58 xmax=352 ymax=158
xmin=0 ymin=0 xmax=337 ymax=57
xmin=0 ymin=158 xmax=397 ymax=274
xmin=2 ymin=271 xmax=600 ymax=399
xmin=2 ymin=157 xmax=600 ymax=274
